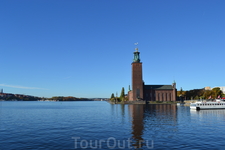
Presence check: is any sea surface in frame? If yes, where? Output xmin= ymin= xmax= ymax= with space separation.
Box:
xmin=0 ymin=101 xmax=225 ymax=150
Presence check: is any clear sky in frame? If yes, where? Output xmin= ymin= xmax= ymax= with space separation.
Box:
xmin=1 ymin=0 xmax=224 ymax=98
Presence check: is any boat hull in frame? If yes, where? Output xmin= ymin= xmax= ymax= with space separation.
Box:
xmin=190 ymin=100 xmax=225 ymax=110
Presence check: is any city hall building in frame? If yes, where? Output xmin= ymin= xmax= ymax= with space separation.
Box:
xmin=128 ymin=48 xmax=177 ymax=101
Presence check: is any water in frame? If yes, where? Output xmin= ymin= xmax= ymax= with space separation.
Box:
xmin=0 ymin=101 xmax=225 ymax=149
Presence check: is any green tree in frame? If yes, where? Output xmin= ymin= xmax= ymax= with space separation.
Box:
xmin=203 ymin=90 xmax=213 ymax=99
xmin=185 ymin=89 xmax=204 ymax=100
xmin=110 ymin=93 xmax=115 ymax=101
xmin=212 ymin=87 xmax=223 ymax=98
xmin=194 ymin=96 xmax=199 ymax=100
xmin=222 ymin=93 xmax=225 ymax=98
xmin=180 ymin=87 xmax=183 ymax=96
xmin=120 ymin=87 xmax=125 ymax=101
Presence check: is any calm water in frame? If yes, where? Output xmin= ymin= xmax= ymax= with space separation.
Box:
xmin=1 ymin=101 xmax=225 ymax=150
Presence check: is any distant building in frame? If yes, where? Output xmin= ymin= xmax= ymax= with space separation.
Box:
xmin=0 ymin=89 xmax=3 ymax=93
xmin=204 ymin=86 xmax=225 ymax=94
xmin=128 ymin=48 xmax=177 ymax=101
xmin=204 ymin=87 xmax=211 ymax=90
xmin=217 ymin=87 xmax=225 ymax=94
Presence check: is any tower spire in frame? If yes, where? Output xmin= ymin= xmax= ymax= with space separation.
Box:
xmin=134 ymin=42 xmax=139 ymax=52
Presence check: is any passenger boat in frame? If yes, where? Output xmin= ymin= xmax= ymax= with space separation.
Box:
xmin=190 ymin=99 xmax=225 ymax=110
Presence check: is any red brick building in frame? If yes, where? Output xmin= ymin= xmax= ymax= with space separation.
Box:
xmin=128 ymin=48 xmax=177 ymax=101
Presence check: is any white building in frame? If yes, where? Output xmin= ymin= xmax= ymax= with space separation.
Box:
xmin=218 ymin=87 xmax=225 ymax=94
xmin=205 ymin=87 xmax=225 ymax=94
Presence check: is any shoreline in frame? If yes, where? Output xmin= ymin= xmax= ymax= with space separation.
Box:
xmin=108 ymin=100 xmax=179 ymax=105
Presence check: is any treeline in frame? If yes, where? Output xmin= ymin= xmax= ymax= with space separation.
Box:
xmin=177 ymin=87 xmax=225 ymax=100
xmin=48 ymin=96 xmax=92 ymax=101
xmin=0 ymin=95 xmax=92 ymax=101
xmin=110 ymin=87 xmax=128 ymax=102
xmin=1 ymin=95 xmax=41 ymax=101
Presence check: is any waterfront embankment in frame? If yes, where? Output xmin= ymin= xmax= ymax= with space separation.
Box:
xmin=108 ymin=100 xmax=179 ymax=105
xmin=108 ymin=100 xmax=198 ymax=105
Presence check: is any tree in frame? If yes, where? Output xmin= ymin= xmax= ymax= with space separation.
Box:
xmin=212 ymin=87 xmax=223 ymax=98
xmin=203 ymin=90 xmax=213 ymax=99
xmin=194 ymin=96 xmax=199 ymax=100
xmin=120 ymin=87 xmax=125 ymax=101
xmin=222 ymin=93 xmax=225 ymax=98
xmin=180 ymin=87 xmax=183 ymax=96
xmin=110 ymin=93 xmax=115 ymax=100
xmin=185 ymin=89 xmax=204 ymax=100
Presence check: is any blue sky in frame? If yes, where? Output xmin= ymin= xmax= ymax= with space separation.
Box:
xmin=1 ymin=0 xmax=224 ymax=98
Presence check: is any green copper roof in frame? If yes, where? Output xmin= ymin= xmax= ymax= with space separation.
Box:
xmin=144 ymin=85 xmax=173 ymax=90
xmin=133 ymin=51 xmax=140 ymax=63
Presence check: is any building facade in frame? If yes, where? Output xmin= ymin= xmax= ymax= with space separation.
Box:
xmin=128 ymin=48 xmax=177 ymax=101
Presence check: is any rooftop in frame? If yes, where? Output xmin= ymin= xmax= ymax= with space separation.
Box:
xmin=144 ymin=85 xmax=173 ymax=90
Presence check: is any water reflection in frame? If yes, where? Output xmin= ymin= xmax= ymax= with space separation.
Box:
xmin=191 ymin=109 xmax=225 ymax=120
xmin=128 ymin=104 xmax=177 ymax=149
xmin=128 ymin=105 xmax=144 ymax=148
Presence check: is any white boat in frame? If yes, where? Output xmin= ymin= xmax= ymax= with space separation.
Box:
xmin=190 ymin=99 xmax=225 ymax=110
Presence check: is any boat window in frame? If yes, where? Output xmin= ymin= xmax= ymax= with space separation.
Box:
xmin=190 ymin=103 xmax=196 ymax=106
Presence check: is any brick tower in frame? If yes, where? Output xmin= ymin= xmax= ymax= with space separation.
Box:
xmin=131 ymin=47 xmax=144 ymax=101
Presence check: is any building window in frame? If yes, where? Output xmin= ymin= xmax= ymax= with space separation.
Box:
xmin=166 ymin=93 xmax=167 ymax=101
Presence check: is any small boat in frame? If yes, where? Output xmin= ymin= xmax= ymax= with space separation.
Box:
xmin=190 ymin=99 xmax=225 ymax=110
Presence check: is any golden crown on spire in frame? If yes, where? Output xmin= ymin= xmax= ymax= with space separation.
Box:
xmin=134 ymin=42 xmax=138 ymax=52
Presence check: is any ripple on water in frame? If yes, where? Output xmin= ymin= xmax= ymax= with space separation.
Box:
xmin=1 ymin=102 xmax=225 ymax=149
